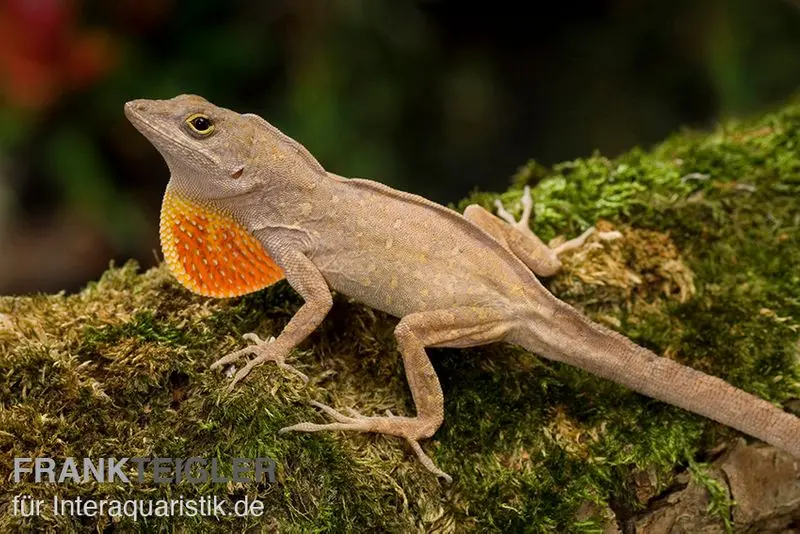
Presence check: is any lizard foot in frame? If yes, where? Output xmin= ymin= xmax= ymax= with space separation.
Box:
xmin=495 ymin=185 xmax=622 ymax=254
xmin=210 ymin=333 xmax=308 ymax=392
xmin=279 ymin=400 xmax=452 ymax=483
xmin=551 ymin=227 xmax=622 ymax=255
xmin=495 ymin=185 xmax=536 ymax=236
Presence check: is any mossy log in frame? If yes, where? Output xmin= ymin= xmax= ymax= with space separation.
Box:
xmin=2 ymin=100 xmax=800 ymax=532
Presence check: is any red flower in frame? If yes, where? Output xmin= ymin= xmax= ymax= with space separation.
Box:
xmin=0 ymin=0 xmax=116 ymax=109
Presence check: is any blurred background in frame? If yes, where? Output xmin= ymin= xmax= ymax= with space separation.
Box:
xmin=1 ymin=0 xmax=799 ymax=295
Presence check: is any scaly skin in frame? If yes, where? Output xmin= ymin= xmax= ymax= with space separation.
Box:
xmin=125 ymin=94 xmax=800 ymax=483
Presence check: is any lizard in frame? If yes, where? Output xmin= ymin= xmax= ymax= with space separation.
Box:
xmin=124 ymin=94 xmax=800 ymax=483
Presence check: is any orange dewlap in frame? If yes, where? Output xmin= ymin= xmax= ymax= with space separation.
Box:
xmin=160 ymin=191 xmax=284 ymax=297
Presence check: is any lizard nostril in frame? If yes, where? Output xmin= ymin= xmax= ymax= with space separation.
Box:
xmin=125 ymin=100 xmax=148 ymax=115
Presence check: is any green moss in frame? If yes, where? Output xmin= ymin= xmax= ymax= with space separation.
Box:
xmin=688 ymin=460 xmax=734 ymax=533
xmin=2 ymin=100 xmax=799 ymax=532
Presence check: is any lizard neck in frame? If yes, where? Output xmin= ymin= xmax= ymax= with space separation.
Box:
xmin=220 ymin=169 xmax=338 ymax=236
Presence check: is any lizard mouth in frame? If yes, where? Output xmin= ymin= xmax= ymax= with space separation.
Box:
xmin=124 ymin=102 xmax=168 ymax=140
xmin=124 ymin=99 xmax=145 ymax=116
xmin=123 ymin=100 xmax=153 ymax=129
xmin=124 ymin=101 xmax=201 ymax=157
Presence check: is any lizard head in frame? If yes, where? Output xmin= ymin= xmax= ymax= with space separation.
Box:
xmin=124 ymin=94 xmax=261 ymax=199
xmin=124 ymin=94 xmax=288 ymax=297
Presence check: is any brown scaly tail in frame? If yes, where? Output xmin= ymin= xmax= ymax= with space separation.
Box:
xmin=516 ymin=299 xmax=800 ymax=457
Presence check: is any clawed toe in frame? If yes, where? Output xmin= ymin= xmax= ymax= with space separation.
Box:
xmin=210 ymin=333 xmax=275 ymax=370
xmin=279 ymin=400 xmax=452 ymax=483
xmin=226 ymin=365 xmax=251 ymax=392
xmin=408 ymin=440 xmax=452 ymax=483
xmin=344 ymin=406 xmax=366 ymax=418
xmin=212 ymin=333 xmax=306 ymax=390
xmin=495 ymin=185 xmax=534 ymax=233
xmin=209 ymin=349 xmax=249 ymax=370
xmin=242 ymin=332 xmax=264 ymax=344
xmin=551 ymin=226 xmax=623 ymax=256
xmin=308 ymin=400 xmax=361 ymax=422
xmin=597 ymin=230 xmax=623 ymax=241
xmin=277 ymin=362 xmax=309 ymax=383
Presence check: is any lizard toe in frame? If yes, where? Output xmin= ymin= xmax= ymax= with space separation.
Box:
xmin=216 ymin=334 xmax=306 ymax=390
xmin=279 ymin=401 xmax=451 ymax=482
xmin=210 ymin=347 xmax=252 ymax=370
xmin=210 ymin=333 xmax=274 ymax=370
xmin=495 ymin=186 xmax=537 ymax=237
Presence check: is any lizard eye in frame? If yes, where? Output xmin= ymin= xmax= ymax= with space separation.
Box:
xmin=185 ymin=113 xmax=215 ymax=136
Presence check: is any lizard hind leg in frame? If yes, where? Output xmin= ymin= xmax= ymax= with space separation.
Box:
xmin=500 ymin=185 xmax=623 ymax=254
xmin=279 ymin=307 xmax=512 ymax=483
xmin=464 ymin=186 xmax=562 ymax=276
xmin=465 ymin=185 xmax=620 ymax=277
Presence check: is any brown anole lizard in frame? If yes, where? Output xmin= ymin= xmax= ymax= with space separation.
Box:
xmin=125 ymin=94 xmax=800 ymax=482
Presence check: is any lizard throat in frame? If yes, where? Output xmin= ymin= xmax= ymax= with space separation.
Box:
xmin=159 ymin=191 xmax=284 ymax=297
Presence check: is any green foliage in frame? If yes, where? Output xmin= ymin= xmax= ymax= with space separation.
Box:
xmin=688 ymin=461 xmax=734 ymax=533
xmin=2 ymin=99 xmax=799 ymax=531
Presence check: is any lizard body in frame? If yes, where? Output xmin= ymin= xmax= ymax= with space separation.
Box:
xmin=125 ymin=95 xmax=800 ymax=482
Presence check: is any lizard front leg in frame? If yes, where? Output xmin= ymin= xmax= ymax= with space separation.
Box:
xmin=464 ymin=185 xmax=620 ymax=277
xmin=211 ymin=250 xmax=333 ymax=391
xmin=280 ymin=307 xmax=511 ymax=483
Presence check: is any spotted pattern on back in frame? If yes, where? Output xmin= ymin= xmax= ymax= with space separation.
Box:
xmin=160 ymin=191 xmax=284 ymax=297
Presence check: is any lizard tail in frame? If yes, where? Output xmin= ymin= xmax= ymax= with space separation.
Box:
xmin=514 ymin=300 xmax=800 ymax=458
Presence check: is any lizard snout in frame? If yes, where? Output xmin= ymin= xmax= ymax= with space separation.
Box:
xmin=124 ymin=99 xmax=151 ymax=121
